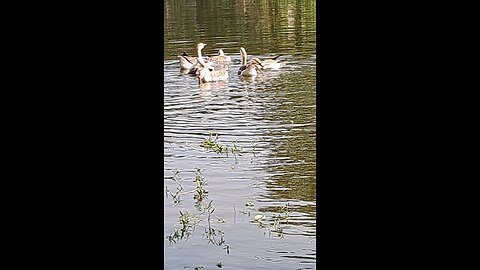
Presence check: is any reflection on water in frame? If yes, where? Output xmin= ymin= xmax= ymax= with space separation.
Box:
xmin=164 ymin=0 xmax=316 ymax=58
xmin=198 ymin=80 xmax=229 ymax=92
xmin=164 ymin=0 xmax=316 ymax=269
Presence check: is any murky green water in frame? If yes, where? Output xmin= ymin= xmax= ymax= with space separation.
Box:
xmin=164 ymin=0 xmax=316 ymax=269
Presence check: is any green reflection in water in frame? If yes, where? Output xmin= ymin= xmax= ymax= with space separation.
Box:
xmin=164 ymin=0 xmax=316 ymax=59
xmin=259 ymin=66 xmax=316 ymax=220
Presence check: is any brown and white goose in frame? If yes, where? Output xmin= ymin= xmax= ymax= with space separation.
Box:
xmin=179 ymin=43 xmax=207 ymax=72
xmin=238 ymin=47 xmax=263 ymax=77
xmin=196 ymin=56 xmax=229 ymax=84
xmin=178 ymin=52 xmax=197 ymax=70
xmin=240 ymin=58 xmax=263 ymax=77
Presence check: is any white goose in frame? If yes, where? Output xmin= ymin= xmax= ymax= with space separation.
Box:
xmin=197 ymin=56 xmax=229 ymax=84
xmin=238 ymin=47 xmax=263 ymax=77
xmin=260 ymin=54 xmax=282 ymax=69
xmin=188 ymin=43 xmax=209 ymax=74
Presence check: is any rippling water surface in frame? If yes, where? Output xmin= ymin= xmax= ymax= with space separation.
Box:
xmin=164 ymin=1 xmax=316 ymax=269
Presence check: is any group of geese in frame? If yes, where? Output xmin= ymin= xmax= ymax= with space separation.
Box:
xmin=179 ymin=43 xmax=283 ymax=84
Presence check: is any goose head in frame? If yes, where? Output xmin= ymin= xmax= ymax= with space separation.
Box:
xmin=250 ymin=57 xmax=264 ymax=68
xmin=196 ymin=43 xmax=207 ymax=61
xmin=197 ymin=43 xmax=207 ymax=50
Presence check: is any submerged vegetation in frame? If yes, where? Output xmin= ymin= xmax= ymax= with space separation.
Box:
xmin=200 ymin=133 xmax=243 ymax=163
xmin=200 ymin=133 xmax=228 ymax=154
xmin=165 ymin=167 xmax=229 ymax=253
xmin=165 ymin=133 xmax=292 ymax=255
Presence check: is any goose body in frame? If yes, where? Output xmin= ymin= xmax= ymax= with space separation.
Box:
xmin=197 ymin=56 xmax=228 ymax=83
xmin=239 ymin=58 xmax=263 ymax=77
xmin=260 ymin=55 xmax=282 ymax=69
xmin=178 ymin=43 xmax=207 ymax=72
xmin=179 ymin=52 xmax=197 ymax=70
xmin=238 ymin=47 xmax=263 ymax=77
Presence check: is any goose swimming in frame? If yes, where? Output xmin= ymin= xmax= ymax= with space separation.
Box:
xmin=178 ymin=52 xmax=197 ymax=70
xmin=187 ymin=43 xmax=208 ymax=74
xmin=260 ymin=55 xmax=282 ymax=70
xmin=179 ymin=43 xmax=207 ymax=73
xmin=197 ymin=56 xmax=229 ymax=84
xmin=240 ymin=58 xmax=263 ymax=77
xmin=238 ymin=47 xmax=263 ymax=77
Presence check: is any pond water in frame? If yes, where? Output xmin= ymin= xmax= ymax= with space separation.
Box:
xmin=164 ymin=0 xmax=316 ymax=269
